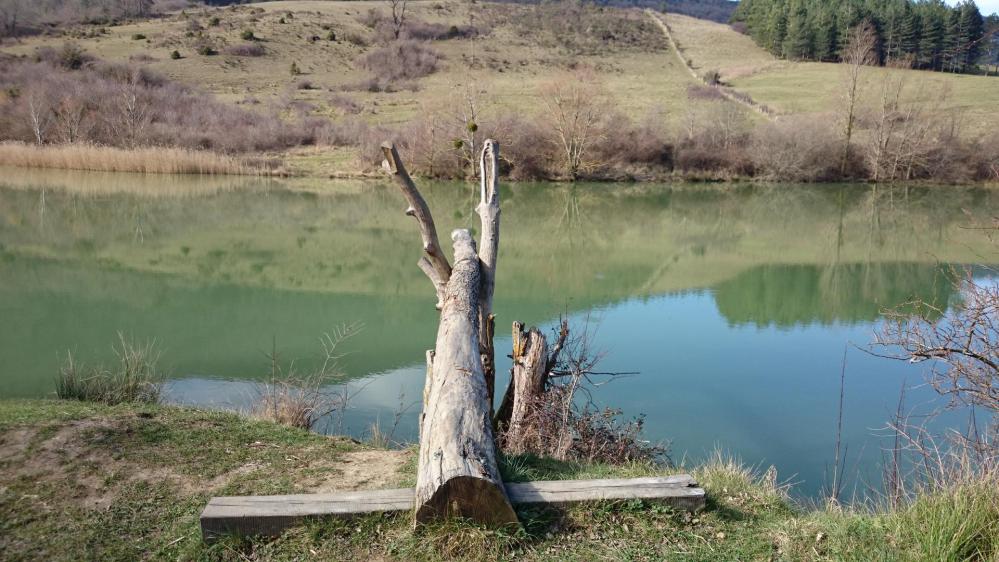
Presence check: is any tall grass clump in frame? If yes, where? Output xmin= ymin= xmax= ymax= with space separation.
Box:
xmin=56 ymin=334 xmax=163 ymax=405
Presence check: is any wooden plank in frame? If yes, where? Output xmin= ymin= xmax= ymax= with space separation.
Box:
xmin=507 ymin=475 xmax=704 ymax=508
xmin=201 ymin=475 xmax=705 ymax=539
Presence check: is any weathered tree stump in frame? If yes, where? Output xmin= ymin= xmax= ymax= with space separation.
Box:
xmin=495 ymin=320 xmax=568 ymax=451
xmin=382 ymin=141 xmax=518 ymax=527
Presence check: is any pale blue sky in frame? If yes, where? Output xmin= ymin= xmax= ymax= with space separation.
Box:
xmin=956 ymin=0 xmax=999 ymax=16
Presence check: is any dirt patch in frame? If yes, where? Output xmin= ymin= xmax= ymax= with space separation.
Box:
xmin=1 ymin=418 xmax=202 ymax=510
xmin=1 ymin=415 xmax=411 ymax=514
xmin=311 ymin=449 xmax=410 ymax=493
xmin=0 ymin=428 xmax=38 ymax=463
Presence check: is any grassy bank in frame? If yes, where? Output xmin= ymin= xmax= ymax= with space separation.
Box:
xmin=0 ymin=143 xmax=260 ymax=175
xmin=1 ymin=399 xmax=996 ymax=561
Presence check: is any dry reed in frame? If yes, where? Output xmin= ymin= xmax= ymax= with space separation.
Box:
xmin=0 ymin=142 xmax=255 ymax=175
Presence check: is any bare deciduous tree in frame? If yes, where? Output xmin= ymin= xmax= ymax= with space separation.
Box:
xmin=447 ymin=80 xmax=494 ymax=176
xmin=52 ymin=86 xmax=92 ymax=144
xmin=874 ymin=265 xmax=999 ymax=414
xmin=25 ymin=89 xmax=53 ymax=145
xmin=540 ymin=71 xmax=609 ymax=180
xmin=0 ymin=0 xmax=31 ymax=37
xmin=840 ymin=21 xmax=877 ymax=176
xmin=108 ymin=70 xmax=150 ymax=148
xmin=388 ymin=0 xmax=407 ymax=40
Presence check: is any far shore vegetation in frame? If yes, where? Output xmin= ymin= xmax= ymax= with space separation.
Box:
xmin=0 ymin=2 xmax=997 ymax=184
xmin=0 ymin=142 xmax=260 ymax=175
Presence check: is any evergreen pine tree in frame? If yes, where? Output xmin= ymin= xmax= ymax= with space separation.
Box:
xmin=959 ymin=1 xmax=985 ymax=71
xmin=784 ymin=0 xmax=814 ymax=59
xmin=813 ymin=6 xmax=838 ymax=61
xmin=900 ymin=6 xmax=921 ymax=61
xmin=944 ymin=8 xmax=963 ymax=71
xmin=919 ymin=10 xmax=945 ymax=70
xmin=766 ymin=1 xmax=789 ymax=56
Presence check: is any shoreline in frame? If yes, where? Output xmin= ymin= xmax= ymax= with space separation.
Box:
xmin=1 ymin=143 xmax=997 ymax=188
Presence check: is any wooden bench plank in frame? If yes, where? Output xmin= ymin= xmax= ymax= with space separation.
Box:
xmin=201 ymin=475 xmax=705 ymax=539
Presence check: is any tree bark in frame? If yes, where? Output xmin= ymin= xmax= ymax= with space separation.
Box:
xmin=503 ymin=324 xmax=549 ymax=453
xmin=414 ymin=230 xmax=517 ymax=526
xmin=382 ymin=141 xmax=517 ymax=528
xmin=477 ymin=140 xmax=500 ymax=409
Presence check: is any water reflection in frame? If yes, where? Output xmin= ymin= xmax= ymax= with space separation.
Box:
xmin=1 ymin=170 xmax=996 ymax=498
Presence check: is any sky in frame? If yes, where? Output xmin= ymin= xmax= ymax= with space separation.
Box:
xmin=958 ymin=0 xmax=999 ymax=16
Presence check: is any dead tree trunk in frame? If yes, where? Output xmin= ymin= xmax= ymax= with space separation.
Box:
xmin=381 ymin=141 xmax=517 ymax=528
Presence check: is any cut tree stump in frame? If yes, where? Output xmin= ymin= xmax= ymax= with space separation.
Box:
xmin=200 ymin=475 xmax=706 ymax=539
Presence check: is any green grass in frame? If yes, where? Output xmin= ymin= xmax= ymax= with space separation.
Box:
xmin=2 ymin=399 xmax=997 ymax=561
xmin=666 ymin=12 xmax=999 ymax=138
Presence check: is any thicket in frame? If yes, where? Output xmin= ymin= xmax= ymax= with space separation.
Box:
xmin=0 ymin=48 xmax=327 ymax=153
xmin=733 ymin=0 xmax=993 ymax=73
xmin=354 ymin=69 xmax=999 ymax=184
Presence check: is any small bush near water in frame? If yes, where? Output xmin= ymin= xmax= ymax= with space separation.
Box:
xmin=56 ymin=334 xmax=163 ymax=405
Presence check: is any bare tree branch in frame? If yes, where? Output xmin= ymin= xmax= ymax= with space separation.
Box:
xmin=381 ymin=141 xmax=452 ymax=307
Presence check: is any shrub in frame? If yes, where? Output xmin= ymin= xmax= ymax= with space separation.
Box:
xmin=686 ymin=84 xmax=725 ymax=101
xmin=241 ymin=29 xmax=256 ymax=41
xmin=289 ymin=61 xmax=301 ymax=75
xmin=34 ymin=43 xmax=92 ymax=70
xmin=56 ymin=335 xmax=163 ymax=405
xmin=196 ymin=44 xmax=216 ymax=56
xmin=326 ymin=30 xmax=336 ymax=41
xmin=328 ymin=93 xmax=362 ymax=114
xmin=0 ymin=57 xmax=324 ymax=153
xmin=296 ymin=79 xmax=315 ymax=90
xmin=208 ymin=16 xmax=220 ymax=26
xmin=131 ymin=33 xmax=146 ymax=40
xmin=343 ymin=31 xmax=369 ymax=47
xmin=224 ymin=43 xmax=265 ymax=57
xmin=358 ymin=40 xmax=440 ymax=84
xmin=749 ymin=116 xmax=855 ymax=181
xmin=403 ymin=19 xmax=478 ymax=41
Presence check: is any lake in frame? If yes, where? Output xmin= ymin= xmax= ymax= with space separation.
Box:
xmin=1 ymin=166 xmax=996 ymax=499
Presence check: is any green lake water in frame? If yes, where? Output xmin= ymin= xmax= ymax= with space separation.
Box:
xmin=1 ymin=167 xmax=996 ymax=498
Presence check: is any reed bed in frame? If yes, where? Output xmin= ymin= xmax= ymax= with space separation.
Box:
xmin=0 ymin=142 xmax=255 ymax=175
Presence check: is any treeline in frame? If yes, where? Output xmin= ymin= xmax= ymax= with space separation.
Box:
xmin=733 ymin=0 xmax=994 ymax=73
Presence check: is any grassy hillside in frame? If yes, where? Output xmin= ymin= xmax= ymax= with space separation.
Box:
xmin=666 ymin=12 xmax=999 ymax=138
xmin=0 ymin=1 xmax=697 ymax=121
xmin=2 ymin=399 xmax=997 ymax=560
xmin=0 ymin=1 xmax=996 ymax=182
xmin=0 ymin=1 xmax=739 ymax=176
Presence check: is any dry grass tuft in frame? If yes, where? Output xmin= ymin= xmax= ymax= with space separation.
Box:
xmin=253 ymin=323 xmax=363 ymax=431
xmin=56 ymin=333 xmax=163 ymax=405
xmin=0 ymin=142 xmax=254 ymax=175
